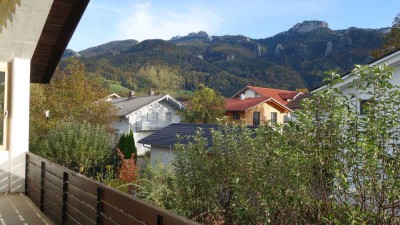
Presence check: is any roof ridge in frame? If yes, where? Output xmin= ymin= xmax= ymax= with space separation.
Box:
xmin=227 ymin=96 xmax=271 ymax=100
xmin=247 ymin=85 xmax=298 ymax=93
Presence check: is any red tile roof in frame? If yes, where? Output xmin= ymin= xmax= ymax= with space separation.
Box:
xmin=247 ymin=86 xmax=300 ymax=105
xmin=226 ymin=97 xmax=271 ymax=111
xmin=231 ymin=86 xmax=301 ymax=105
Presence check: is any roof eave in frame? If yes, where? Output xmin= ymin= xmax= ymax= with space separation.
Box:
xmin=30 ymin=0 xmax=90 ymax=83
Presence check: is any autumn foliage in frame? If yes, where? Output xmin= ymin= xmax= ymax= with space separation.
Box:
xmin=116 ymin=148 xmax=137 ymax=184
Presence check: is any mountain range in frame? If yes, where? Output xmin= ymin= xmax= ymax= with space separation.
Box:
xmin=64 ymin=20 xmax=388 ymax=97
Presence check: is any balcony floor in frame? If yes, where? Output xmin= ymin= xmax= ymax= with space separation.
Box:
xmin=0 ymin=193 xmax=54 ymax=225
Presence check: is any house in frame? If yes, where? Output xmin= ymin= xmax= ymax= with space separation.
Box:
xmin=138 ymin=123 xmax=257 ymax=165
xmin=226 ymin=86 xmax=299 ymax=125
xmin=138 ymin=123 xmax=218 ymax=165
xmin=225 ymin=97 xmax=292 ymax=125
xmin=312 ymin=49 xmax=400 ymax=109
xmin=231 ymin=86 xmax=302 ymax=105
xmin=111 ymin=91 xmax=185 ymax=155
xmin=287 ymin=49 xmax=400 ymax=121
xmin=286 ymin=92 xmax=312 ymax=121
xmin=0 ymin=0 xmax=89 ymax=193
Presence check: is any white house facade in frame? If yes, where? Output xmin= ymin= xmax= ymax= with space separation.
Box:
xmin=111 ymin=93 xmax=185 ymax=155
xmin=313 ymin=50 xmax=400 ymax=104
xmin=286 ymin=50 xmax=400 ymax=121
xmin=0 ymin=0 xmax=89 ymax=193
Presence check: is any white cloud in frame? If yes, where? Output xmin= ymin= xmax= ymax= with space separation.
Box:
xmin=116 ymin=3 xmax=222 ymax=41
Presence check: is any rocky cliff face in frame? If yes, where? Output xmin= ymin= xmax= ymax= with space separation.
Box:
xmin=289 ymin=20 xmax=329 ymax=34
xmin=170 ymin=31 xmax=211 ymax=43
xmin=66 ymin=20 xmax=386 ymax=96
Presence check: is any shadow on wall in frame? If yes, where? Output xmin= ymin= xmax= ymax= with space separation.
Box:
xmin=0 ymin=151 xmax=26 ymax=193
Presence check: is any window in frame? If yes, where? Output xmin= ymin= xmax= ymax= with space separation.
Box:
xmin=166 ymin=112 xmax=172 ymax=122
xmin=271 ymin=112 xmax=277 ymax=124
xmin=147 ymin=112 xmax=158 ymax=121
xmin=253 ymin=112 xmax=260 ymax=126
xmin=360 ymin=99 xmax=372 ymax=115
xmin=0 ymin=63 xmax=10 ymax=149
xmin=232 ymin=111 xmax=240 ymax=120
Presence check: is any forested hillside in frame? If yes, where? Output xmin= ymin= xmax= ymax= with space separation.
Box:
xmin=65 ymin=20 xmax=387 ymax=97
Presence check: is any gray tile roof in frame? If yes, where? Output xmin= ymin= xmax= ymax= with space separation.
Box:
xmin=111 ymin=95 xmax=173 ymax=117
xmin=138 ymin=123 xmax=257 ymax=148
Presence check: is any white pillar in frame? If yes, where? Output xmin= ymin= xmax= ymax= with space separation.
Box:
xmin=9 ymin=58 xmax=30 ymax=192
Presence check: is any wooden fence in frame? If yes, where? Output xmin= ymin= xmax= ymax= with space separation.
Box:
xmin=25 ymin=152 xmax=198 ymax=225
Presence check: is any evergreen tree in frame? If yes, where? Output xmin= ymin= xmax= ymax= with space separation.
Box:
xmin=122 ymin=130 xmax=137 ymax=162
xmin=117 ymin=133 xmax=126 ymax=154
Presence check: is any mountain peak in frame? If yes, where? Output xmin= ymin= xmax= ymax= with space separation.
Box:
xmin=289 ymin=20 xmax=329 ymax=34
xmin=170 ymin=31 xmax=211 ymax=43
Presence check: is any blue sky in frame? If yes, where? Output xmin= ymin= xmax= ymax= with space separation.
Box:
xmin=68 ymin=0 xmax=399 ymax=51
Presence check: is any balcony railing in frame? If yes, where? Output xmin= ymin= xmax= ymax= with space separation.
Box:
xmin=25 ymin=152 xmax=198 ymax=225
xmin=135 ymin=120 xmax=179 ymax=131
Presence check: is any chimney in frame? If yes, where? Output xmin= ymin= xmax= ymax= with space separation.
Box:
xmin=148 ymin=90 xmax=155 ymax=96
xmin=128 ymin=91 xmax=135 ymax=100
xmin=240 ymin=93 xmax=245 ymax=100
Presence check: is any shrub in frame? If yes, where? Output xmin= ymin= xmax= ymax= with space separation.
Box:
xmin=133 ymin=64 xmax=400 ymax=224
xmin=40 ymin=119 xmax=113 ymax=176
xmin=117 ymin=130 xmax=137 ymax=162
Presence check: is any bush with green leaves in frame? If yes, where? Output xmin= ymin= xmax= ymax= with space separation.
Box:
xmin=134 ymin=162 xmax=178 ymax=210
xmin=40 ymin=119 xmax=113 ymax=176
xmin=134 ymin=64 xmax=400 ymax=224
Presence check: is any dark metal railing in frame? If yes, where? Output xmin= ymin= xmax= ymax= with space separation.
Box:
xmin=25 ymin=152 xmax=198 ymax=225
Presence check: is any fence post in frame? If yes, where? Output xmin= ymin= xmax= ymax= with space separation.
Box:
xmin=62 ymin=172 xmax=68 ymax=225
xmin=157 ymin=215 xmax=163 ymax=225
xmin=96 ymin=187 xmax=103 ymax=225
xmin=40 ymin=161 xmax=45 ymax=211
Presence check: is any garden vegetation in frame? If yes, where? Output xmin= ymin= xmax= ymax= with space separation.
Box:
xmin=132 ymin=64 xmax=400 ymax=224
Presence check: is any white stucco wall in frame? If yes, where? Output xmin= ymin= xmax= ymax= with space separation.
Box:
xmin=114 ymin=98 xmax=182 ymax=156
xmin=126 ymin=100 xmax=181 ymax=126
xmin=134 ymin=131 xmax=152 ymax=155
xmin=150 ymin=145 xmax=175 ymax=165
xmin=0 ymin=58 xmax=30 ymax=193
xmin=244 ymin=89 xmax=256 ymax=98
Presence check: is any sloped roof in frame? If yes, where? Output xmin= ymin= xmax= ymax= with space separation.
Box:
xmin=111 ymin=95 xmax=184 ymax=117
xmin=225 ymin=97 xmax=292 ymax=112
xmin=231 ymin=86 xmax=300 ymax=105
xmin=138 ymin=123 xmax=217 ymax=147
xmin=286 ymin=93 xmax=312 ymax=110
xmin=226 ymin=97 xmax=270 ymax=111
xmin=138 ymin=123 xmax=257 ymax=148
xmin=278 ymin=92 xmax=299 ymax=100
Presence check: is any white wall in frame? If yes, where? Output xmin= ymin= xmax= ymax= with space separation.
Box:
xmin=244 ymin=89 xmax=255 ymax=98
xmin=134 ymin=131 xmax=152 ymax=155
xmin=150 ymin=145 xmax=175 ymax=165
xmin=115 ymin=98 xmax=182 ymax=156
xmin=9 ymin=58 xmax=30 ymax=193
xmin=0 ymin=58 xmax=30 ymax=193
xmin=126 ymin=100 xmax=181 ymax=126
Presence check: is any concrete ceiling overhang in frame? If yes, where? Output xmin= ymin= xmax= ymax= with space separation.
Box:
xmin=0 ymin=0 xmax=89 ymax=84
